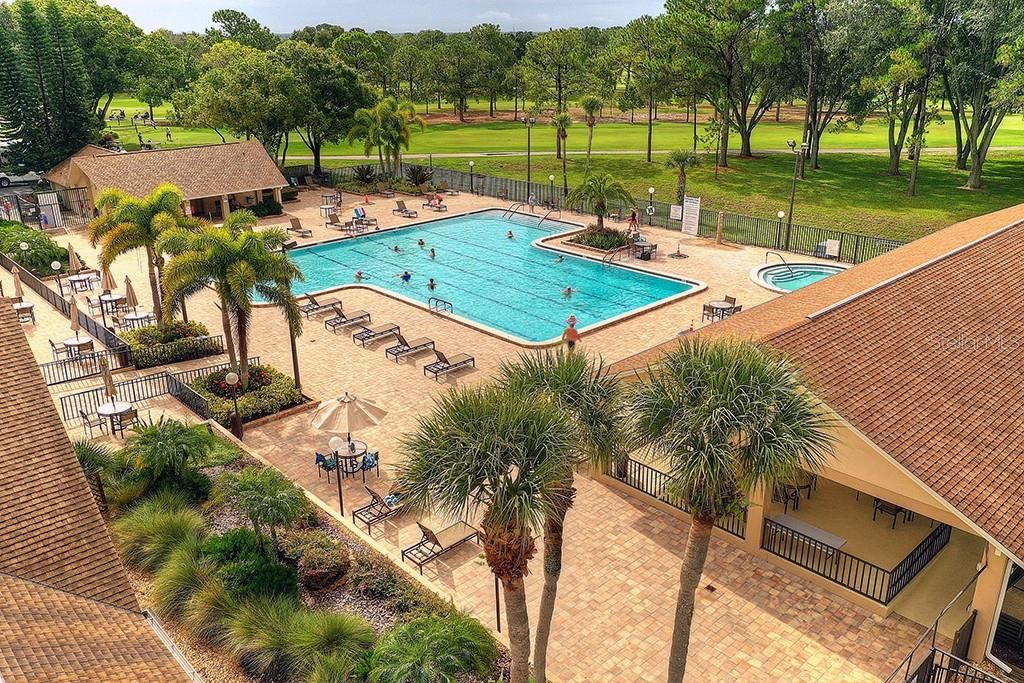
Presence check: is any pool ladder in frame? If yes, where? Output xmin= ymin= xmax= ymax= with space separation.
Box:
xmin=502 ymin=203 xmax=524 ymax=220
xmin=538 ymin=207 xmax=561 ymax=228
xmin=765 ymin=251 xmax=795 ymax=274
xmin=428 ymin=297 xmax=454 ymax=314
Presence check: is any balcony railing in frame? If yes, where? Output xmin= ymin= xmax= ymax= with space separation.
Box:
xmin=608 ymin=456 xmax=746 ymax=539
xmin=761 ymin=517 xmax=951 ymax=604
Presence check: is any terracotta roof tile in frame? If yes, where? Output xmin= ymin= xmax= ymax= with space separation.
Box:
xmin=43 ymin=144 xmax=109 ymax=187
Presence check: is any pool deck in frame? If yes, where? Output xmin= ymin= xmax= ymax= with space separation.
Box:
xmin=7 ymin=188 xmax=929 ymax=683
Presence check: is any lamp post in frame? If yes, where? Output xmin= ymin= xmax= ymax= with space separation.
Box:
xmin=524 ymin=116 xmax=536 ymax=186
xmin=225 ymin=371 xmax=243 ymax=440
xmin=51 ymin=260 xmax=63 ymax=297
xmin=776 ymin=210 xmax=786 ymax=250
xmin=329 ymin=435 xmax=346 ymax=514
xmin=647 ymin=187 xmax=655 ymax=226
xmin=469 ymin=160 xmax=475 ymax=194
xmin=548 ymin=174 xmax=555 ymax=206
xmin=785 ymin=139 xmax=807 ymax=249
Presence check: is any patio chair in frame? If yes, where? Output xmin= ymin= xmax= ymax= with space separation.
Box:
xmin=302 ymin=175 xmax=319 ymax=189
xmin=701 ymin=303 xmax=717 ymax=323
xmin=401 ymin=521 xmax=480 ymax=575
xmin=73 ymin=339 xmax=95 ymax=355
xmin=111 ymin=408 xmax=138 ymax=438
xmin=288 ymin=218 xmax=312 ymax=238
xmin=376 ymin=182 xmax=395 ymax=198
xmin=354 ymin=450 xmax=380 ymax=483
xmin=324 ymin=304 xmax=371 ymax=332
xmin=315 ymin=452 xmax=337 ymax=482
xmin=392 ymin=200 xmax=418 ymax=218
xmin=300 ymin=294 xmax=341 ymax=319
xmin=724 ymin=295 xmax=737 ymax=307
xmin=723 ymin=304 xmax=743 ymax=317
xmin=352 ymin=322 xmax=400 ymax=347
xmin=80 ymin=409 xmax=106 ymax=438
xmin=49 ymin=339 xmax=69 ymax=361
xmin=84 ymin=296 xmax=103 ymax=315
xmin=423 ymin=349 xmax=475 ymax=381
xmin=385 ymin=334 xmax=435 ymax=362
xmin=417 ymin=182 xmax=431 ymax=195
xmin=773 ymin=484 xmax=801 ymax=514
xmin=438 ymin=181 xmax=459 ymax=196
xmin=352 ymin=486 xmax=402 ymax=534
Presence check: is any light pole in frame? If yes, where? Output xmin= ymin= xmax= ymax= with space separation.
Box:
xmin=785 ymin=139 xmax=807 ymax=249
xmin=549 ymin=174 xmax=555 ymax=206
xmin=776 ymin=210 xmax=786 ymax=250
xmin=469 ymin=160 xmax=475 ymax=194
xmin=647 ymin=187 xmax=655 ymax=226
xmin=524 ymin=116 xmax=536 ymax=186
xmin=51 ymin=260 xmax=63 ymax=297
xmin=225 ymin=371 xmax=243 ymax=440
xmin=329 ymin=435 xmax=346 ymax=514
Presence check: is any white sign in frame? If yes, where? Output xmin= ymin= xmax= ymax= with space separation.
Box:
xmin=681 ymin=195 xmax=701 ymax=236
xmin=670 ymin=204 xmax=683 ymax=221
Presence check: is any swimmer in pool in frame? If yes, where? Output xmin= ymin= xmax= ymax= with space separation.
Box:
xmin=354 ymin=270 xmax=364 ymax=282
xmin=429 ymin=248 xmax=436 ymax=259
xmin=393 ymin=245 xmax=402 ymax=253
xmin=396 ymin=270 xmax=412 ymax=283
xmin=555 ymin=255 xmax=564 ymax=263
xmin=427 ymin=278 xmax=436 ymax=290
xmin=417 ymin=238 xmax=425 ymax=248
xmin=563 ymin=286 xmax=574 ymax=298
xmin=507 ymin=230 xmax=514 ymax=239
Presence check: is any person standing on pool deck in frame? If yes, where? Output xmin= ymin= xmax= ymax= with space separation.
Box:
xmin=528 ymin=192 xmax=537 ymax=213
xmin=562 ymin=319 xmax=581 ymax=350
xmin=628 ymin=207 xmax=639 ymax=231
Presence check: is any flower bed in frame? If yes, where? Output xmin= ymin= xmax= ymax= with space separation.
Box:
xmin=0 ymin=220 xmax=84 ymax=276
xmin=568 ymin=225 xmax=630 ymax=251
xmin=121 ymin=321 xmax=222 ymax=369
xmin=191 ymin=365 xmax=302 ymax=426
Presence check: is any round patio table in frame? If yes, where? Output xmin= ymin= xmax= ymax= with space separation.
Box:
xmin=708 ymin=300 xmax=735 ymax=317
xmin=123 ymin=310 xmax=155 ymax=328
xmin=97 ymin=400 xmax=132 ymax=432
xmin=334 ymin=440 xmax=368 ymax=478
xmin=320 ymin=204 xmax=337 ymax=217
xmin=63 ymin=335 xmax=95 ymax=355
xmin=99 ymin=292 xmax=126 ymax=309
xmin=68 ymin=273 xmax=94 ymax=292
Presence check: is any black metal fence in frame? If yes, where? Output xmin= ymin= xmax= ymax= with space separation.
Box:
xmin=0 ymin=186 xmax=92 ymax=231
xmin=290 ymin=162 xmax=905 ymax=265
xmin=38 ymin=347 xmax=133 ymax=386
xmin=761 ymin=518 xmax=952 ymax=604
xmin=0 ymin=251 xmax=71 ymax=315
xmin=166 ymin=374 xmax=211 ymax=418
xmin=609 ymin=456 xmax=747 ymax=539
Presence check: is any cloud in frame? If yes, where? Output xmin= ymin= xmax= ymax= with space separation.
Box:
xmin=478 ymin=10 xmax=514 ymax=23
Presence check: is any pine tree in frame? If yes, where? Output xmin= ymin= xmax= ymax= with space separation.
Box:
xmin=42 ymin=0 xmax=95 ymax=160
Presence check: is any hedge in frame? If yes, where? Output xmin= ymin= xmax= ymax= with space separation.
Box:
xmin=568 ymin=226 xmax=630 ymax=251
xmin=190 ymin=365 xmax=302 ymax=426
xmin=121 ymin=321 xmax=222 ymax=369
xmin=0 ymin=220 xmax=83 ymax=276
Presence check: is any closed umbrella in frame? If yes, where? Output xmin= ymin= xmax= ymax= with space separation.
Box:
xmin=67 ymin=244 xmax=81 ymax=275
xmin=69 ymin=296 xmax=80 ymax=339
xmin=311 ymin=392 xmax=387 ymax=440
xmin=123 ymin=276 xmax=138 ymax=311
xmin=100 ymin=266 xmax=116 ymax=293
xmin=10 ymin=266 xmax=23 ymax=300
xmin=100 ymin=357 xmax=116 ymax=401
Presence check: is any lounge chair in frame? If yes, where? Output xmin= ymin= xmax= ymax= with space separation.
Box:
xmin=437 ymin=181 xmax=459 ymax=196
xmin=353 ymin=207 xmax=377 ymax=226
xmin=352 ymin=322 xmax=400 ymax=347
xmin=422 ymin=198 xmax=448 ymax=212
xmin=401 ymin=521 xmax=479 ymax=575
xmin=423 ymin=349 xmax=475 ymax=381
xmin=324 ymin=304 xmax=370 ymax=332
xmin=302 ymin=174 xmax=319 ymax=189
xmin=300 ymin=294 xmax=341 ymax=319
xmin=352 ymin=486 xmax=403 ymax=534
xmin=392 ymin=200 xmax=417 ymax=218
xmin=376 ymin=182 xmax=395 ymax=198
xmin=325 ymin=213 xmax=350 ymax=231
xmin=385 ymin=334 xmax=435 ymax=362
xmin=288 ymin=218 xmax=312 ymax=237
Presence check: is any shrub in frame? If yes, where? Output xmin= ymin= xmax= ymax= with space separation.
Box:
xmin=251 ymin=199 xmax=283 ymax=217
xmin=121 ymin=321 xmax=220 ymax=369
xmin=226 ymin=595 xmax=301 ymax=676
xmin=73 ymin=439 xmax=115 ymax=475
xmin=113 ymin=492 xmax=206 ymax=570
xmin=368 ymin=612 xmax=499 ymax=683
xmin=155 ymin=467 xmax=212 ymax=505
xmin=191 ymin=365 xmax=302 ymax=426
xmin=285 ymin=610 xmax=375 ymax=681
xmin=183 ymin=575 xmax=238 ymax=645
xmin=351 ymin=164 xmax=377 ymax=184
xmin=0 ymin=220 xmax=82 ymax=275
xmin=404 ymin=165 xmax=434 ymax=186
xmin=280 ymin=529 xmax=351 ymax=591
xmin=202 ymin=528 xmax=264 ymax=564
xmin=214 ymin=466 xmax=309 ymax=548
xmin=121 ymin=417 xmax=216 ymax=503
xmin=151 ymin=536 xmax=217 ymax=617
xmin=203 ymin=528 xmax=299 ymax=602
xmin=282 ymin=187 xmax=299 ymax=202
xmin=348 ymin=553 xmax=451 ymax=616
xmin=568 ymin=225 xmax=630 ymax=251
xmin=204 ymin=365 xmax=274 ymax=398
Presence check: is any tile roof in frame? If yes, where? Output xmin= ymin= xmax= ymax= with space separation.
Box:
xmin=43 ymin=144 xmax=109 ymax=187
xmin=0 ymin=304 xmax=188 ymax=681
xmin=610 ymin=202 xmax=1024 ymax=561
xmin=63 ymin=140 xmax=288 ymax=200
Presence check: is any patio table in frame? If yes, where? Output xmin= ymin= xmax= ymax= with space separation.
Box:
xmin=99 ymin=292 xmax=126 ymax=311
xmin=122 ymin=310 xmax=155 ymax=328
xmin=334 ymin=440 xmax=368 ymax=478
xmin=68 ymin=273 xmax=95 ymax=292
xmin=13 ymin=301 xmax=34 ymax=324
xmin=97 ymin=400 xmax=132 ymax=433
xmin=320 ymin=204 xmax=337 ymax=217
xmin=708 ymin=300 xmax=735 ymax=320
xmin=770 ymin=514 xmax=847 ymax=555
xmin=63 ymin=335 xmax=94 ymax=356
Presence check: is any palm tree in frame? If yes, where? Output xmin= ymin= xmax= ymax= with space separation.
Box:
xmin=347 ymin=97 xmax=425 ymax=178
xmin=498 ymin=350 xmax=625 ymax=683
xmin=550 ymin=112 xmax=572 ymax=197
xmin=565 ymin=174 xmax=634 ymax=230
xmin=158 ymin=210 xmax=303 ymax=386
xmin=579 ymin=96 xmax=603 ymax=172
xmin=665 ymin=150 xmax=700 ymax=204
xmin=397 ymin=385 xmax=574 ymax=683
xmin=627 ymin=338 xmax=834 ymax=683
xmin=215 ymin=465 xmax=309 ymax=551
xmin=88 ymin=183 xmax=189 ymax=323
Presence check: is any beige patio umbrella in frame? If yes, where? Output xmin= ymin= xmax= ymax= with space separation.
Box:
xmin=10 ymin=266 xmax=23 ymax=300
xmin=123 ymin=276 xmax=138 ymax=311
xmin=69 ymin=296 xmax=81 ymax=339
xmin=99 ymin=357 xmax=117 ymax=401
xmin=66 ymin=244 xmax=82 ymax=274
xmin=311 ymin=393 xmax=387 ymax=514
xmin=100 ymin=266 xmax=116 ymax=293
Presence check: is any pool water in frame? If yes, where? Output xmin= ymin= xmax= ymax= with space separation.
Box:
xmin=284 ymin=209 xmax=695 ymax=343
xmin=760 ymin=263 xmax=845 ymax=292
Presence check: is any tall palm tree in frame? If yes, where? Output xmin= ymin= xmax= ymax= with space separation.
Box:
xmin=550 ymin=112 xmax=572 ymax=197
xmin=565 ymin=174 xmax=634 ymax=230
xmin=665 ymin=150 xmax=700 ymax=204
xmin=627 ymin=338 xmax=834 ymax=683
xmin=347 ymin=97 xmax=425 ymax=178
xmin=88 ymin=183 xmax=189 ymax=323
xmin=498 ymin=350 xmax=625 ymax=683
xmin=397 ymin=385 xmax=574 ymax=683
xmin=158 ymin=210 xmax=303 ymax=386
xmin=579 ymin=96 xmax=603 ymax=172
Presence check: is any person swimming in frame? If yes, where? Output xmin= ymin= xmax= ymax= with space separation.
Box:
xmin=417 ymin=238 xmax=425 ymax=248
xmin=393 ymin=245 xmax=402 ymax=253
xmin=555 ymin=255 xmax=564 ymax=263
xmin=563 ymin=286 xmax=574 ymax=298
xmin=429 ymin=248 xmax=436 ymax=259
xmin=397 ymin=271 xmax=412 ymax=283
xmin=354 ymin=270 xmax=364 ymax=282
xmin=506 ymin=230 xmax=514 ymax=239
xmin=427 ymin=278 xmax=436 ymax=290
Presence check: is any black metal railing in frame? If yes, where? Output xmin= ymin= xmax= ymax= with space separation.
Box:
xmin=58 ymin=357 xmax=259 ymax=423
xmin=130 ymin=335 xmax=225 ymax=369
xmin=0 ymin=252 xmax=71 ymax=315
xmin=898 ymin=648 xmax=1007 ymax=683
xmin=294 ymin=162 xmax=906 ymax=265
xmin=166 ymin=374 xmax=211 ymax=419
xmin=37 ymin=347 xmax=134 ymax=386
xmin=761 ymin=518 xmax=952 ymax=604
xmin=609 ymin=456 xmax=746 ymax=539
xmin=0 ymin=186 xmax=92 ymax=231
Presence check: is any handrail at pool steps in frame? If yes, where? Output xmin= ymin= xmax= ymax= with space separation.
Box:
xmin=428 ymin=296 xmax=453 ymax=314
xmin=296 ymin=163 xmax=905 ymax=265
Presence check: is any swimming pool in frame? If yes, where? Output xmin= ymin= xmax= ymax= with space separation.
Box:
xmin=751 ymin=262 xmax=847 ymax=293
xmin=281 ymin=209 xmax=700 ymax=343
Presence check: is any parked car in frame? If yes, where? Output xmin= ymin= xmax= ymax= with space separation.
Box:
xmin=0 ymin=169 xmax=41 ymax=188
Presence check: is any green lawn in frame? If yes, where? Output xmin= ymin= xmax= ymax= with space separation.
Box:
xmin=373 ymin=152 xmax=1024 ymax=242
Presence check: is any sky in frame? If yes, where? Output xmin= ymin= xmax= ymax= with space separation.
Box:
xmin=104 ymin=0 xmax=666 ymax=33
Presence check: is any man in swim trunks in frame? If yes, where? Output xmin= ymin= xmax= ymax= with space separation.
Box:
xmin=562 ymin=320 xmax=580 ymax=350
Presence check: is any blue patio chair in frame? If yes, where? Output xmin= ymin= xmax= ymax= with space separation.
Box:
xmin=315 ymin=452 xmax=337 ymax=482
